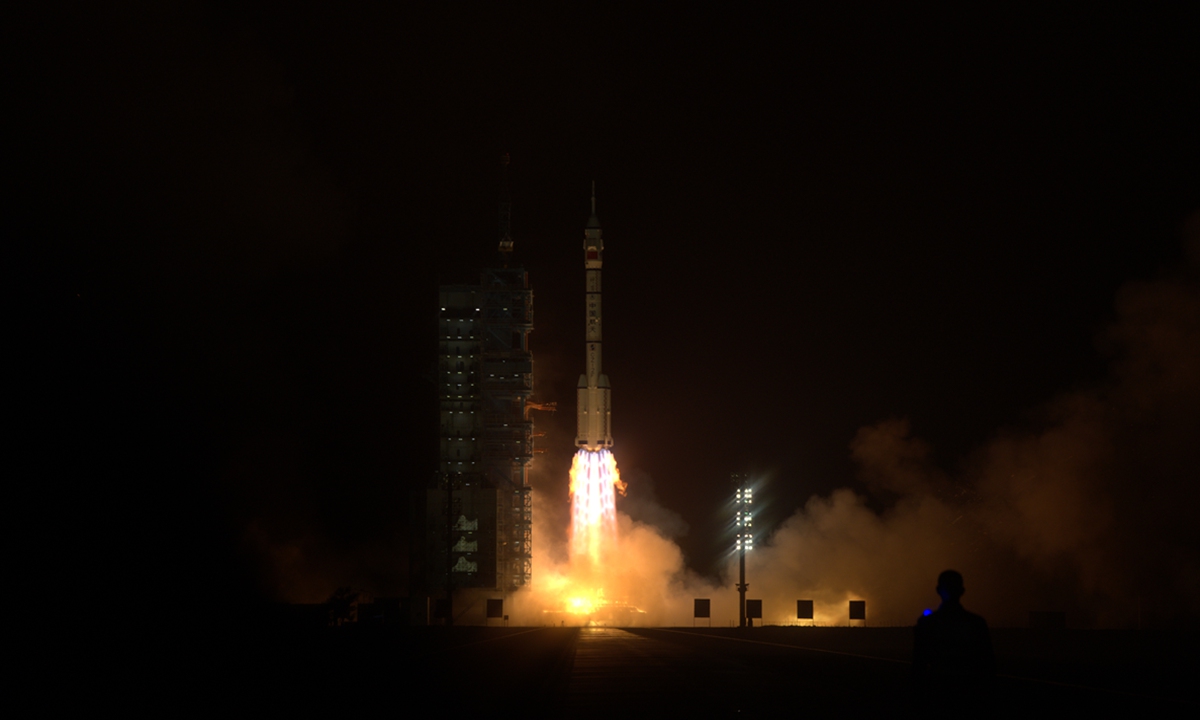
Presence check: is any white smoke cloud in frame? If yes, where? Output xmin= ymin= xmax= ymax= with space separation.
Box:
xmin=516 ymin=227 xmax=1199 ymax=628
xmin=744 ymin=227 xmax=1200 ymax=628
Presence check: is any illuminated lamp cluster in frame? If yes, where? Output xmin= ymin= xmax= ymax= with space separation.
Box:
xmin=735 ymin=486 xmax=754 ymax=552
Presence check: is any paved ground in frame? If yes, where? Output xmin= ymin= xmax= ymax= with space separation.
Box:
xmin=566 ymin=626 xmax=912 ymax=716
xmin=171 ymin=624 xmax=1193 ymax=717
xmin=605 ymin=627 xmax=1192 ymax=717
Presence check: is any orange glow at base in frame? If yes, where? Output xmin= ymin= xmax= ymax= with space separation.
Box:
xmin=537 ymin=449 xmax=635 ymax=621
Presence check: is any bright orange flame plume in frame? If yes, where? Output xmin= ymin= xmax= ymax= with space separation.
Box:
xmin=569 ymin=449 xmax=624 ymax=567
xmin=543 ymin=448 xmax=630 ymax=618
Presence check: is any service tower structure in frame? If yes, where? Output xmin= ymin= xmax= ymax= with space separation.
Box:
xmin=576 ymin=183 xmax=613 ymax=451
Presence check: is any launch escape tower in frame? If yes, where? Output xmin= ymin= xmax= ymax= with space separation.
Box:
xmin=426 ymin=158 xmax=534 ymax=619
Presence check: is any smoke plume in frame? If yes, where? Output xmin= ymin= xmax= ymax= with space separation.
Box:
xmin=513 ymin=490 xmax=733 ymax=626
xmin=516 ymin=227 xmax=1198 ymax=628
xmin=745 ymin=227 xmax=1200 ymax=627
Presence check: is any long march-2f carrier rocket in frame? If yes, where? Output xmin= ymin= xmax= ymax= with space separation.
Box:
xmin=576 ymin=184 xmax=613 ymax=452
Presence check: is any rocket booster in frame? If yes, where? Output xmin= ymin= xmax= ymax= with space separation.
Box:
xmin=576 ymin=184 xmax=613 ymax=451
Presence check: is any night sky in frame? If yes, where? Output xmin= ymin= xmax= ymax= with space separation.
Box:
xmin=17 ymin=4 xmax=1199 ymax=620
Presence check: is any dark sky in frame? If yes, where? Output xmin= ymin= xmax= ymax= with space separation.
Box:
xmin=16 ymin=3 xmax=1199 ymax=611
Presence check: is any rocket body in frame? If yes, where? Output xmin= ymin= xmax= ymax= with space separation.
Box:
xmin=576 ymin=189 xmax=613 ymax=451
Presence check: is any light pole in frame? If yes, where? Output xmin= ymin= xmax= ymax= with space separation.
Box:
xmin=732 ymin=474 xmax=753 ymax=628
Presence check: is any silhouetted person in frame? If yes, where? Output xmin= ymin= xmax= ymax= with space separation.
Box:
xmin=912 ymin=570 xmax=995 ymax=717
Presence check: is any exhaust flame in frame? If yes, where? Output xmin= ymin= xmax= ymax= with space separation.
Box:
xmin=514 ymin=449 xmax=722 ymax=627
xmin=569 ymin=449 xmax=625 ymax=567
xmin=530 ymin=449 xmax=638 ymax=622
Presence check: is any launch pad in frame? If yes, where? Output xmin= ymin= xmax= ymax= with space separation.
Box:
xmin=542 ymin=600 xmax=648 ymax=627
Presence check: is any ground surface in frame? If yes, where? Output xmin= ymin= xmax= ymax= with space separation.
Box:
xmin=176 ymin=625 xmax=1192 ymax=717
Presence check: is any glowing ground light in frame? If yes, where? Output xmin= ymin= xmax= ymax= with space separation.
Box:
xmin=570 ymin=597 xmax=593 ymax=613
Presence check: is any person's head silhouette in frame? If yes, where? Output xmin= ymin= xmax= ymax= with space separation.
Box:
xmin=936 ymin=570 xmax=965 ymax=605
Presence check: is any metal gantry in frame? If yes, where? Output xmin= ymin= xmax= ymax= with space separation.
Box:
xmin=424 ymin=156 xmax=543 ymax=624
xmin=429 ymin=265 xmax=535 ymax=625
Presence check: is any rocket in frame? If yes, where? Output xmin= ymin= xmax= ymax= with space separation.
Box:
xmin=576 ymin=183 xmax=613 ymax=451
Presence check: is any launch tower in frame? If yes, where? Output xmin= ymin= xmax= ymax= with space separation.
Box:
xmin=424 ymin=157 xmax=534 ymax=622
